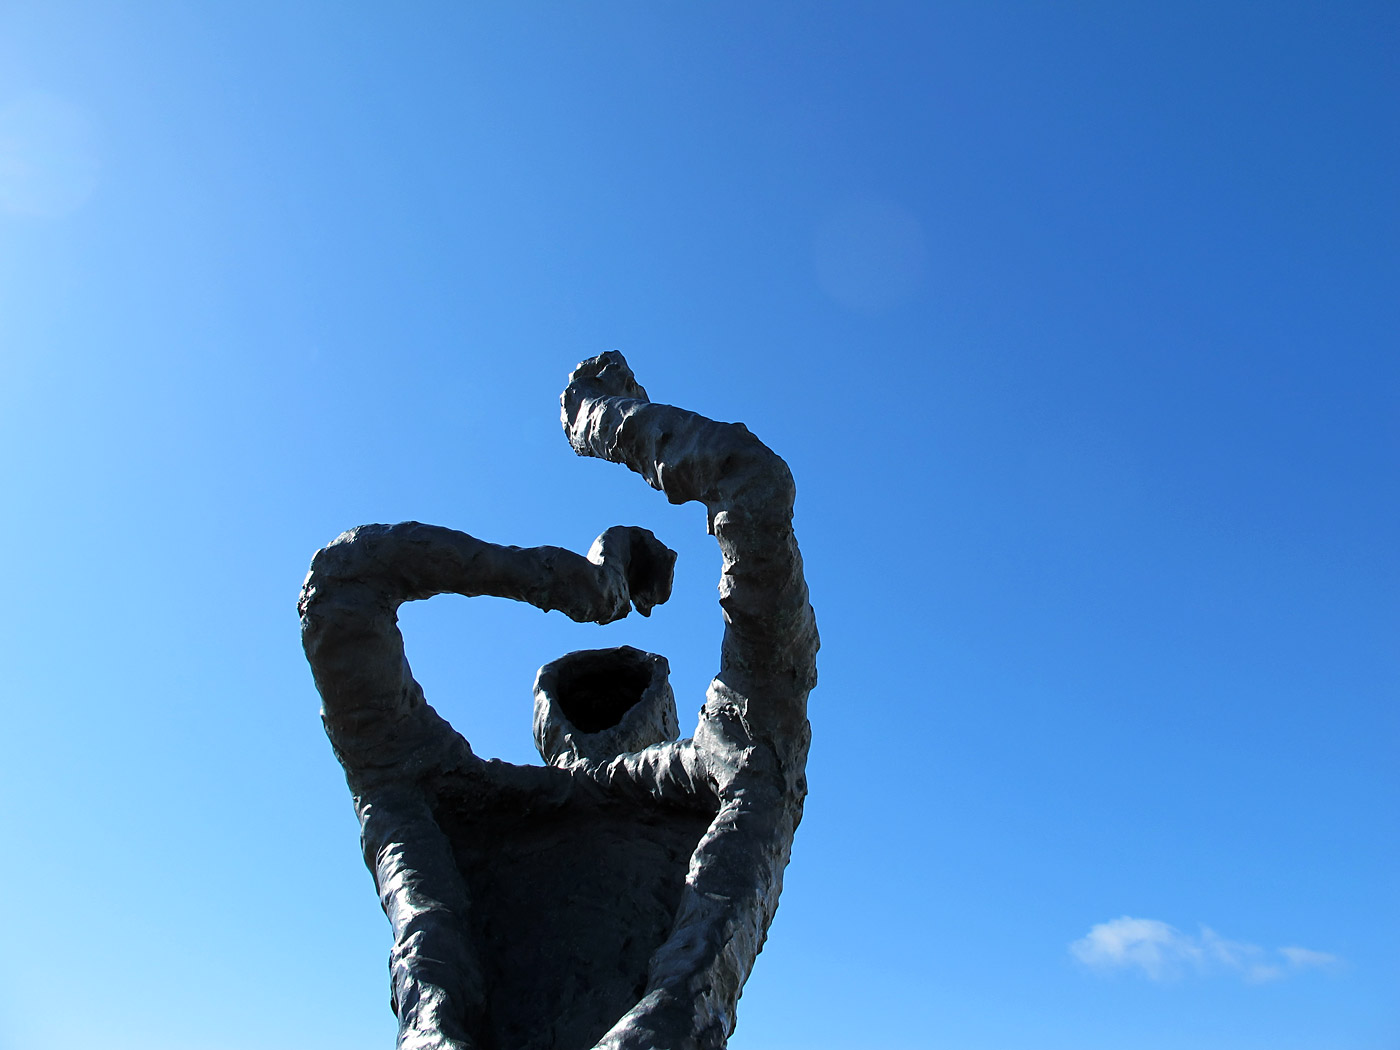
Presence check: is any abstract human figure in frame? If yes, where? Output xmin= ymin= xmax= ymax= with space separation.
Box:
xmin=299 ymin=352 xmax=818 ymax=1050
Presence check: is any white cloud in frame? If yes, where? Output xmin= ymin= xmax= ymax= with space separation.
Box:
xmin=1070 ymin=916 xmax=1342 ymax=982
xmin=1278 ymin=945 xmax=1343 ymax=970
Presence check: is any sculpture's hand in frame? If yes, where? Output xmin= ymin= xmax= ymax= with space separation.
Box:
xmin=587 ymin=525 xmax=676 ymax=619
xmin=561 ymin=350 xmax=650 ymax=456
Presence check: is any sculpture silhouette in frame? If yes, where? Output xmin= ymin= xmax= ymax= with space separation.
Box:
xmin=299 ymin=352 xmax=818 ymax=1050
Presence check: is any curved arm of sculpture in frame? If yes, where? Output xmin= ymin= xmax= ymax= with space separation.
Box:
xmin=298 ymin=520 xmax=675 ymax=779
xmin=561 ymin=352 xmax=819 ymax=1048
xmin=561 ymin=352 xmax=819 ymax=746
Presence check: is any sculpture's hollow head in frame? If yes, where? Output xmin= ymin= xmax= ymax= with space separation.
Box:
xmin=532 ymin=645 xmax=678 ymax=765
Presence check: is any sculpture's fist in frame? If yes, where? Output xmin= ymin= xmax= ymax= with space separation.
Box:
xmin=587 ymin=525 xmax=676 ymax=619
xmin=561 ymin=350 xmax=650 ymax=456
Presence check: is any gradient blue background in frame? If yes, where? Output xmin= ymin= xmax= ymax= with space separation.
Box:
xmin=1 ymin=4 xmax=1394 ymax=1048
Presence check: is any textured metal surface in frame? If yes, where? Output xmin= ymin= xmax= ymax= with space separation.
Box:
xmin=299 ymin=353 xmax=818 ymax=1049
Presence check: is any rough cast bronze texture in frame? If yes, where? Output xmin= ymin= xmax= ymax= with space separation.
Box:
xmin=298 ymin=353 xmax=819 ymax=1050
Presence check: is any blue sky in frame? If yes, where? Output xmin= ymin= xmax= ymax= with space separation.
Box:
xmin=0 ymin=3 xmax=1395 ymax=1048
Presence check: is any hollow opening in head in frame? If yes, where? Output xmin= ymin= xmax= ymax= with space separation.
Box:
xmin=553 ymin=648 xmax=654 ymax=733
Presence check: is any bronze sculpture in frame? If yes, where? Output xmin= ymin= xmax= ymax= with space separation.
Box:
xmin=299 ymin=352 xmax=818 ymax=1049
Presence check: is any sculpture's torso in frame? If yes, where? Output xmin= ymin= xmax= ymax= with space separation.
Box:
xmin=432 ymin=775 xmax=714 ymax=1050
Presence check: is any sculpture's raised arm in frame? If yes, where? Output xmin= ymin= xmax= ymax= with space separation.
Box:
xmin=300 ymin=519 xmax=678 ymax=1050
xmin=561 ymin=352 xmax=819 ymax=1049
xmin=299 ymin=521 xmax=675 ymax=781
xmin=562 ymin=353 xmax=819 ymax=743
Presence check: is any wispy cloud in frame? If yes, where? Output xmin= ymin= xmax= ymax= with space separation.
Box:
xmin=1070 ymin=916 xmax=1342 ymax=983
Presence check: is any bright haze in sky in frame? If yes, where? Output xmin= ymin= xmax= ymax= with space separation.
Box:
xmin=0 ymin=4 xmax=1394 ymax=1050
